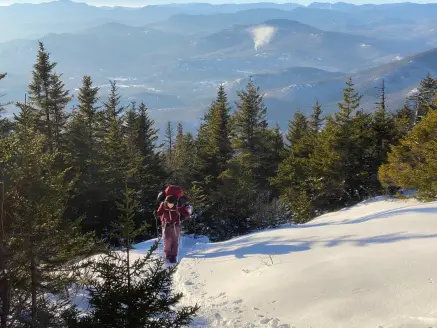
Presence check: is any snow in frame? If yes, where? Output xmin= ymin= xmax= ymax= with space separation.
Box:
xmin=70 ymin=196 xmax=437 ymax=327
xmin=163 ymin=197 xmax=437 ymax=328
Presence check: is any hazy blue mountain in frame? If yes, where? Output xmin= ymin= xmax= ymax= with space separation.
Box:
xmin=259 ymin=47 xmax=437 ymax=122
xmin=2 ymin=1 xmax=437 ymax=135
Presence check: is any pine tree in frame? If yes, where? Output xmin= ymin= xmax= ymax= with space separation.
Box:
xmin=366 ymin=79 xmax=397 ymax=194
xmin=137 ymin=102 xmax=160 ymax=161
xmin=394 ymin=101 xmax=415 ymax=137
xmin=173 ymin=123 xmax=195 ymax=187
xmin=194 ymin=84 xmax=232 ymax=191
xmin=230 ymin=79 xmax=269 ymax=188
xmin=285 ymin=111 xmax=309 ymax=155
xmin=77 ymin=75 xmax=100 ymax=133
xmin=26 ymin=42 xmax=71 ymax=152
xmin=336 ymin=77 xmax=362 ymax=123
xmin=0 ymin=73 xmax=12 ymax=136
xmin=231 ymin=79 xmax=268 ymax=156
xmin=96 ymin=83 xmax=143 ymax=238
xmin=273 ymin=112 xmax=318 ymax=223
xmin=67 ymin=186 xmax=199 ymax=327
xmin=50 ymin=73 xmax=71 ymax=148
xmin=311 ymin=78 xmax=372 ymax=209
xmin=415 ymin=73 xmax=437 ymax=123
xmin=63 ymin=76 xmax=101 ymax=233
xmin=379 ymin=109 xmax=437 ymax=200
xmin=0 ymin=104 xmax=94 ymax=328
xmin=309 ymin=99 xmax=323 ymax=134
xmin=163 ymin=121 xmax=175 ymax=175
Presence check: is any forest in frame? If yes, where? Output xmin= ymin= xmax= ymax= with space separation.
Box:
xmin=0 ymin=41 xmax=436 ymax=327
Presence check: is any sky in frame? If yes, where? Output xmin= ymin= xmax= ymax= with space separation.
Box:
xmin=1 ymin=0 xmax=437 ymax=6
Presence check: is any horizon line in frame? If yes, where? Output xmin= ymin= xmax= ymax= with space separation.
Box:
xmin=0 ymin=0 xmax=434 ymax=8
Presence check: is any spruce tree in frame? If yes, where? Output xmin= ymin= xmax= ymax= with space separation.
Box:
xmin=231 ymin=79 xmax=268 ymax=156
xmin=137 ymin=102 xmax=161 ymax=162
xmin=0 ymin=73 xmax=12 ymax=136
xmin=311 ymin=77 xmax=372 ymax=209
xmin=77 ymin=75 xmax=100 ymax=133
xmin=367 ymin=79 xmax=397 ymax=193
xmin=67 ymin=186 xmax=199 ymax=328
xmin=309 ymin=99 xmax=323 ymax=134
xmin=163 ymin=121 xmax=175 ymax=175
xmin=336 ymin=77 xmax=362 ymax=123
xmin=0 ymin=103 xmax=94 ymax=328
xmin=230 ymin=79 xmax=269 ymax=188
xmin=63 ymin=76 xmax=101 ymax=233
xmin=26 ymin=42 xmax=71 ymax=152
xmin=394 ymin=102 xmax=415 ymax=137
xmin=96 ymin=82 xmax=143 ymax=238
xmin=415 ymin=73 xmax=437 ymax=122
xmin=379 ymin=109 xmax=437 ymax=200
xmin=194 ymin=84 xmax=232 ymax=191
xmin=173 ymin=123 xmax=195 ymax=187
xmin=286 ymin=111 xmax=309 ymax=155
xmin=273 ymin=112 xmax=317 ymax=223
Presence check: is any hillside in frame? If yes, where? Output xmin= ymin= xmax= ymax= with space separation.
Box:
xmin=131 ymin=197 xmax=437 ymax=327
xmin=260 ymin=47 xmax=437 ymax=116
xmin=3 ymin=1 xmax=437 ymax=133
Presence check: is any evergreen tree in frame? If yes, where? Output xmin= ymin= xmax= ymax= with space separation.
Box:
xmin=336 ymin=77 xmax=362 ymax=123
xmin=77 ymin=75 xmax=100 ymax=133
xmin=67 ymin=186 xmax=199 ymax=328
xmin=63 ymin=76 xmax=101 ymax=233
xmin=50 ymin=73 xmax=71 ymax=148
xmin=137 ymin=102 xmax=161 ymax=162
xmin=379 ymin=109 xmax=437 ymax=200
xmin=0 ymin=104 xmax=94 ymax=328
xmin=367 ymin=79 xmax=397 ymax=193
xmin=163 ymin=121 xmax=175 ymax=175
xmin=273 ymin=112 xmax=318 ymax=223
xmin=230 ymin=79 xmax=269 ymax=189
xmin=413 ymin=73 xmax=437 ymax=123
xmin=173 ymin=123 xmax=195 ymax=187
xmin=96 ymin=82 xmax=143 ymax=238
xmin=394 ymin=101 xmax=415 ymax=138
xmin=311 ymin=77 xmax=372 ymax=209
xmin=231 ymin=79 xmax=268 ymax=156
xmin=309 ymin=99 xmax=323 ymax=134
xmin=285 ymin=111 xmax=310 ymax=156
xmin=0 ymin=73 xmax=12 ymax=136
xmin=194 ymin=84 xmax=232 ymax=191
xmin=26 ymin=42 xmax=71 ymax=152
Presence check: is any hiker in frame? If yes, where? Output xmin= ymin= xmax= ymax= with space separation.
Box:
xmin=157 ymin=193 xmax=191 ymax=264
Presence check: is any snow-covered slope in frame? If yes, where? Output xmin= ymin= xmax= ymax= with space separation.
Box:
xmin=142 ymin=197 xmax=437 ymax=328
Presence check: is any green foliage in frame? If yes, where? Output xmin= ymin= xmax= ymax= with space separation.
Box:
xmin=26 ymin=41 xmax=71 ymax=152
xmin=67 ymin=187 xmax=199 ymax=328
xmin=1 ymin=103 xmax=95 ymax=327
xmin=379 ymin=109 xmax=437 ymax=200
xmin=194 ymin=84 xmax=233 ymax=192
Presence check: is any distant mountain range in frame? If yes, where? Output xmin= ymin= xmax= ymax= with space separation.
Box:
xmin=1 ymin=1 xmax=437 ymax=134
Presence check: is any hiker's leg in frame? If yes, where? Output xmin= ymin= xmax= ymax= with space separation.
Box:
xmin=162 ymin=225 xmax=172 ymax=260
xmin=171 ymin=225 xmax=181 ymax=262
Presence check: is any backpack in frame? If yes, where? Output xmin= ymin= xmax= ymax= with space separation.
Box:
xmin=157 ymin=185 xmax=185 ymax=203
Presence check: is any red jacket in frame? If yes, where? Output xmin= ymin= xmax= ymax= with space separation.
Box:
xmin=157 ymin=202 xmax=190 ymax=225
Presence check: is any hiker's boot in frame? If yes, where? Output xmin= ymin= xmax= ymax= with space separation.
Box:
xmin=169 ymin=257 xmax=177 ymax=264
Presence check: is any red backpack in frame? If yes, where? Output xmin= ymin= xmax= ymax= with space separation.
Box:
xmin=164 ymin=185 xmax=184 ymax=199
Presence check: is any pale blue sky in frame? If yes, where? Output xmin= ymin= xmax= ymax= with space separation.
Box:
xmin=1 ymin=0 xmax=436 ymax=6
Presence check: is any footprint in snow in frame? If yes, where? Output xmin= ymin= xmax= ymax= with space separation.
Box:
xmin=184 ymin=281 xmax=194 ymax=286
xmin=259 ymin=317 xmax=271 ymax=324
xmin=233 ymin=299 xmax=243 ymax=304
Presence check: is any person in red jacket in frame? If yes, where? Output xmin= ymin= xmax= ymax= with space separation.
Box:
xmin=157 ymin=194 xmax=191 ymax=264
